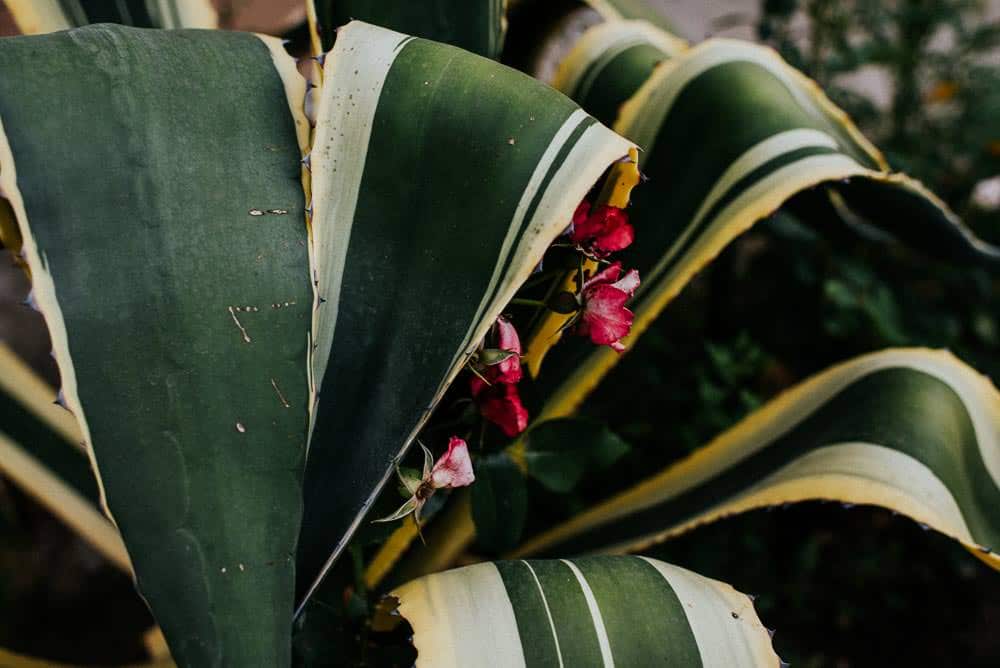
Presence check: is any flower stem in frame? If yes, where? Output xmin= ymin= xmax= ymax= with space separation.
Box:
xmin=510 ymin=297 xmax=548 ymax=307
xmin=525 ymin=271 xmax=568 ymax=333
xmin=520 ymin=267 xmax=565 ymax=290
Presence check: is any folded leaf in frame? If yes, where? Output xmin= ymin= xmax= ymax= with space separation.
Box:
xmin=0 ymin=26 xmax=310 ymax=666
xmin=470 ymin=452 xmax=528 ymax=552
xmin=516 ymin=418 xmax=631 ymax=493
xmin=390 ymin=555 xmax=778 ymax=667
xmin=552 ymin=19 xmax=686 ymax=124
xmin=513 ymin=349 xmax=1000 ymax=572
xmin=298 ymin=20 xmax=634 ymax=608
xmin=308 ymin=0 xmax=506 ymax=57
xmin=6 ymin=0 xmax=216 ymax=33
xmin=537 ymin=27 xmax=1000 ymax=420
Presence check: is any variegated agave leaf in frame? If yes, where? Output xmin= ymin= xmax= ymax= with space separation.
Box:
xmin=297 ymin=20 xmax=635 ymax=609
xmin=390 ymin=555 xmax=779 ymax=667
xmin=514 ymin=349 xmax=1000 ymax=574
xmin=0 ymin=24 xmax=310 ymax=667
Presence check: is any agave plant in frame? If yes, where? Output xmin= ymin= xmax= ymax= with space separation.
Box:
xmin=0 ymin=0 xmax=997 ymax=666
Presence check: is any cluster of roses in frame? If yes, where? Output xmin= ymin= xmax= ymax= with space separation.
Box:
xmin=380 ymin=200 xmax=639 ymax=525
xmin=468 ymin=200 xmax=641 ymax=439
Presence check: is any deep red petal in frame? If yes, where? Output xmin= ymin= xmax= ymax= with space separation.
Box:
xmin=593 ymin=221 xmax=635 ymax=254
xmin=469 ymin=373 xmax=488 ymax=398
xmin=571 ymin=205 xmax=632 ymax=254
xmin=568 ymin=200 xmax=592 ymax=242
xmin=477 ymin=383 xmax=529 ymax=437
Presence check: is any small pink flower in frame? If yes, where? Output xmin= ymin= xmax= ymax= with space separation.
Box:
xmin=430 ymin=436 xmax=475 ymax=488
xmin=472 ymin=316 xmax=523 ymax=385
xmin=375 ymin=437 xmax=475 ymax=526
xmin=577 ymin=261 xmax=640 ymax=352
xmin=470 ymin=375 xmax=530 ymax=437
xmin=570 ymin=202 xmax=635 ymax=256
xmin=491 ymin=316 xmax=522 ymax=384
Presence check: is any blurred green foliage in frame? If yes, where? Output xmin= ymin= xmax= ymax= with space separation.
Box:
xmin=761 ymin=0 xmax=1000 ymax=239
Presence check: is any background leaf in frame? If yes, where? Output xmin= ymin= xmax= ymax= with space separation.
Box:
xmin=471 ymin=453 xmax=528 ymax=553
xmin=5 ymin=0 xmax=216 ymax=33
xmin=520 ymin=418 xmax=631 ymax=493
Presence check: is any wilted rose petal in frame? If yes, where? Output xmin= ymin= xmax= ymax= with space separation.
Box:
xmin=470 ymin=375 xmax=530 ymax=437
xmin=431 ymin=436 xmax=475 ymax=489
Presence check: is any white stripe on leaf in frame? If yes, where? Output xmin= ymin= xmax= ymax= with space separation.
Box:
xmin=615 ymin=442 xmax=977 ymax=556
xmin=561 ymin=559 xmax=615 ymax=667
xmin=522 ymin=561 xmax=565 ymax=668
xmin=640 ymin=558 xmax=778 ymax=668
xmin=618 ymin=38 xmax=844 ymax=157
xmin=393 ymin=562 xmax=527 ymax=668
xmin=634 ymin=128 xmax=841 ymax=301
xmin=444 ymin=108 xmax=591 ymax=381
xmin=297 ymin=24 xmax=411 ymax=611
xmin=553 ymin=19 xmax=686 ymax=95
xmin=309 ymin=22 xmax=408 ymax=401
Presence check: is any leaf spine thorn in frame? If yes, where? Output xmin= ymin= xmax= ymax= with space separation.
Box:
xmin=54 ymin=388 xmax=70 ymax=411
xmin=21 ymin=291 xmax=39 ymax=311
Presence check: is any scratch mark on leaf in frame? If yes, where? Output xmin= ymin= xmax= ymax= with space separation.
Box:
xmin=228 ymin=306 xmax=251 ymax=343
xmin=270 ymin=378 xmax=291 ymax=408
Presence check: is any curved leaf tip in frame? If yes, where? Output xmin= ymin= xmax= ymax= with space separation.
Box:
xmin=389 ymin=556 xmax=779 ymax=667
xmin=514 ymin=348 xmax=1000 ymax=574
